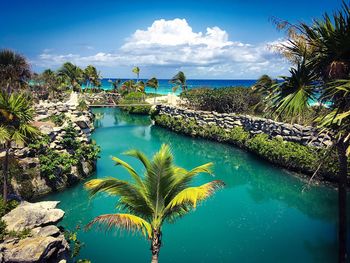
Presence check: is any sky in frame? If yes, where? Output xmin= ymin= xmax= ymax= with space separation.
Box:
xmin=0 ymin=0 xmax=343 ymax=79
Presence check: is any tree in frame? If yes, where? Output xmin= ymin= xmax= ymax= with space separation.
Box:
xmin=0 ymin=49 xmax=31 ymax=91
xmin=111 ymin=79 xmax=121 ymax=93
xmin=132 ymin=67 xmax=140 ymax=82
xmin=170 ymin=71 xmax=187 ymax=92
xmin=146 ymin=77 xmax=159 ymax=103
xmin=84 ymin=144 xmax=224 ymax=263
xmin=269 ymin=3 xmax=350 ymax=262
xmin=41 ymin=69 xmax=61 ymax=98
xmin=84 ymin=65 xmax=101 ymax=91
xmin=57 ymin=62 xmax=84 ymax=92
xmin=253 ymin=75 xmax=276 ymax=96
xmin=0 ymin=91 xmax=39 ymax=203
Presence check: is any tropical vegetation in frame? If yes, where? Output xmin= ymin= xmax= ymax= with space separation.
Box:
xmin=0 ymin=91 xmax=39 ymax=203
xmin=267 ymin=3 xmax=350 ymax=261
xmin=84 ymin=144 xmax=224 ymax=263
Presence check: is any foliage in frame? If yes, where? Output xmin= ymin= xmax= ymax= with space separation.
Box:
xmin=170 ymin=71 xmax=187 ymax=92
xmin=153 ymin=114 xmax=344 ymax=179
xmin=77 ymin=99 xmax=88 ymax=111
xmin=84 ymin=65 xmax=101 ymax=89
xmin=51 ymin=113 xmax=66 ymax=126
xmin=0 ymin=49 xmax=31 ymax=90
xmin=84 ymin=144 xmax=224 ymax=261
xmin=0 ymin=197 xmax=19 ymax=240
xmin=180 ymin=87 xmax=263 ymax=114
xmin=57 ymin=62 xmax=84 ymax=91
xmin=39 ymin=149 xmax=78 ymax=180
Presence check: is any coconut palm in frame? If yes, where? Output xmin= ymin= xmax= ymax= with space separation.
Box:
xmin=270 ymin=60 xmax=318 ymax=120
xmin=132 ymin=66 xmax=140 ymax=82
xmin=170 ymin=71 xmax=187 ymax=92
xmin=146 ymin=77 xmax=159 ymax=103
xmin=41 ymin=69 xmax=61 ymax=98
xmin=270 ymin=3 xmax=350 ymax=261
xmin=111 ymin=79 xmax=121 ymax=92
xmin=57 ymin=62 xmax=84 ymax=92
xmin=0 ymin=91 xmax=39 ymax=203
xmin=84 ymin=144 xmax=224 ymax=263
xmin=0 ymin=49 xmax=31 ymax=91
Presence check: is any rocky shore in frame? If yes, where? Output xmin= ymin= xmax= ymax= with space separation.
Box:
xmin=0 ymin=201 xmax=69 ymax=263
xmin=2 ymin=93 xmax=99 ymax=199
xmin=156 ymin=105 xmax=333 ymax=148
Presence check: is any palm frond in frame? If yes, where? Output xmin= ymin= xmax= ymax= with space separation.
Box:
xmin=111 ymin=156 xmax=144 ymax=187
xmin=85 ymin=213 xmax=152 ymax=238
xmin=0 ymin=126 xmax=9 ymax=143
xmin=123 ymin=149 xmax=151 ymax=170
xmin=166 ymin=180 xmax=225 ymax=210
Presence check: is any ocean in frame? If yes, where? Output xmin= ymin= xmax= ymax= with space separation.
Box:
xmin=91 ymin=79 xmax=257 ymax=95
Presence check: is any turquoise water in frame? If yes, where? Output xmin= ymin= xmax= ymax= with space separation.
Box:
xmin=42 ymin=108 xmax=349 ymax=262
xmin=84 ymin=79 xmax=256 ymax=95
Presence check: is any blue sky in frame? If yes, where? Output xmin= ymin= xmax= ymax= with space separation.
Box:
xmin=0 ymin=0 xmax=343 ymax=79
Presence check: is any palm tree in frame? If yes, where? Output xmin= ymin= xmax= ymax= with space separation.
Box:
xmin=112 ymin=79 xmax=121 ymax=93
xmin=146 ymin=77 xmax=159 ymax=103
xmin=253 ymin=74 xmax=276 ymax=96
xmin=170 ymin=71 xmax=187 ymax=92
xmin=0 ymin=49 xmax=31 ymax=91
xmin=41 ymin=69 xmax=61 ymax=98
xmin=0 ymin=91 xmax=39 ymax=203
xmin=270 ymin=3 xmax=350 ymax=261
xmin=85 ymin=144 xmax=224 ymax=263
xmin=270 ymin=60 xmax=318 ymax=122
xmin=132 ymin=67 xmax=140 ymax=82
xmin=57 ymin=62 xmax=84 ymax=92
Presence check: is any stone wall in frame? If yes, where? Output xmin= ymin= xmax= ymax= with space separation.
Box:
xmin=156 ymin=105 xmax=332 ymax=148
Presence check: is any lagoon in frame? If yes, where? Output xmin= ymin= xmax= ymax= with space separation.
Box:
xmin=42 ymin=107 xmax=349 ymax=262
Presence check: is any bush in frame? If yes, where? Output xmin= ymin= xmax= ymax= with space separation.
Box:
xmin=51 ymin=113 xmax=66 ymax=126
xmin=0 ymin=198 xmax=19 ymax=241
xmin=180 ymin=87 xmax=262 ymax=114
xmin=153 ymin=113 xmax=344 ymax=179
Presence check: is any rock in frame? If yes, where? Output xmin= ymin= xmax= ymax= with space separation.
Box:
xmin=32 ymin=225 xmax=61 ymax=237
xmin=2 ymin=201 xmax=65 ymax=231
xmin=1 ymin=235 xmax=69 ymax=263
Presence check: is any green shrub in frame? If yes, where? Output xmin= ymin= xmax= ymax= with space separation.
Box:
xmin=51 ymin=113 xmax=66 ymax=126
xmin=180 ymin=87 xmax=262 ymax=114
xmin=39 ymin=149 xmax=78 ymax=180
xmin=0 ymin=198 xmax=19 ymax=241
xmin=153 ymin=113 xmax=345 ymax=178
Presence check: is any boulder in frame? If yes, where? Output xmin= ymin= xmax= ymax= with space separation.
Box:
xmin=2 ymin=201 xmax=65 ymax=231
xmin=0 ymin=235 xmax=69 ymax=263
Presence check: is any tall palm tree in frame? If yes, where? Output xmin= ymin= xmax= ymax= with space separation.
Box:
xmin=85 ymin=144 xmax=224 ymax=263
xmin=0 ymin=91 xmax=39 ymax=203
xmin=41 ymin=69 xmax=60 ymax=98
xmin=132 ymin=67 xmax=140 ymax=82
xmin=270 ymin=3 xmax=350 ymax=262
xmin=170 ymin=71 xmax=187 ymax=92
xmin=146 ymin=77 xmax=159 ymax=103
xmin=0 ymin=49 xmax=31 ymax=91
xmin=57 ymin=62 xmax=84 ymax=92
xmin=112 ymin=79 xmax=121 ymax=92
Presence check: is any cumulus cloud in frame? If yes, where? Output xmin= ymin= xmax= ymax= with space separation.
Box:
xmin=34 ymin=18 xmax=289 ymax=78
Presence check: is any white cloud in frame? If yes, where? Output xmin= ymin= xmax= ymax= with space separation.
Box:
xmin=34 ymin=18 xmax=289 ymax=78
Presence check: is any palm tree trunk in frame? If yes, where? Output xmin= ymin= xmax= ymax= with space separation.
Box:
xmin=2 ymin=142 xmax=10 ymax=204
xmin=337 ymin=138 xmax=348 ymax=263
xmin=150 ymin=229 xmax=161 ymax=263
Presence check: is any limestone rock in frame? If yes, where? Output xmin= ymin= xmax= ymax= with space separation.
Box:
xmin=2 ymin=201 xmax=65 ymax=231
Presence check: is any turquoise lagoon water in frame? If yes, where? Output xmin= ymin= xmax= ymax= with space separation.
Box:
xmin=42 ymin=108 xmax=349 ymax=262
xmin=84 ymin=78 xmax=256 ymax=95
